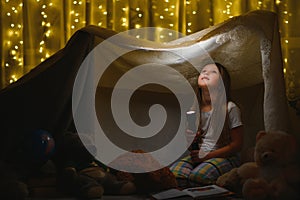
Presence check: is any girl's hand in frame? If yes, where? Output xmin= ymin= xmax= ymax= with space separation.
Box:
xmin=190 ymin=149 xmax=207 ymax=163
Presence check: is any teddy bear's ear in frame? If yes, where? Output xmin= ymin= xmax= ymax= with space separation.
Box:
xmin=256 ymin=130 xmax=267 ymax=142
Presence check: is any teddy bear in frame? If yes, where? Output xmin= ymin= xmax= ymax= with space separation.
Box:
xmin=0 ymin=160 xmax=29 ymax=200
xmin=109 ymin=149 xmax=178 ymax=193
xmin=216 ymin=130 xmax=300 ymax=200
xmin=53 ymin=131 xmax=137 ymax=199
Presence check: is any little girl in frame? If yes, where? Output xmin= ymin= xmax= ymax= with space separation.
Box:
xmin=170 ymin=62 xmax=243 ymax=185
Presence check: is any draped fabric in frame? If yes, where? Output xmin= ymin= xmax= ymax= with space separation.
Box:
xmin=0 ymin=11 xmax=289 ymax=162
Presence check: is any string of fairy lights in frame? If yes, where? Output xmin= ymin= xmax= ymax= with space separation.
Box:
xmin=2 ymin=1 xmax=24 ymax=84
xmin=39 ymin=0 xmax=53 ymax=63
xmin=0 ymin=0 xmax=298 ymax=101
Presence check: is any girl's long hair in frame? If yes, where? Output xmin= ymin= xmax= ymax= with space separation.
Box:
xmin=197 ymin=62 xmax=232 ymax=148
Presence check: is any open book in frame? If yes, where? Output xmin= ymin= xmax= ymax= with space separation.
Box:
xmin=151 ymin=184 xmax=233 ymax=200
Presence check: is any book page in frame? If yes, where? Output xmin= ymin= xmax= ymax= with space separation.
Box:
xmin=151 ymin=188 xmax=188 ymax=200
xmin=183 ymin=185 xmax=229 ymax=198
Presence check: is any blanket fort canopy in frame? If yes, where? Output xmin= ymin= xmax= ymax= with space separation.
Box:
xmin=0 ymin=11 xmax=289 ymax=165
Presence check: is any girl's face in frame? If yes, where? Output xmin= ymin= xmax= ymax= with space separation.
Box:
xmin=198 ymin=64 xmax=220 ymax=88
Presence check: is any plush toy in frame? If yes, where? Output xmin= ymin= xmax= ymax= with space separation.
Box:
xmin=54 ymin=131 xmax=136 ymax=199
xmin=111 ymin=149 xmax=178 ymax=193
xmin=0 ymin=161 xmax=29 ymax=200
xmin=0 ymin=129 xmax=56 ymax=200
xmin=216 ymin=130 xmax=300 ymax=200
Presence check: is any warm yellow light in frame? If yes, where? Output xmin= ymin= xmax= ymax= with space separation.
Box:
xmin=11 ymin=50 xmax=17 ymax=55
xmin=8 ymin=30 xmax=14 ymax=36
xmin=283 ymin=68 xmax=287 ymax=74
xmin=284 ymin=58 xmax=288 ymax=63
xmin=45 ymin=30 xmax=51 ymax=37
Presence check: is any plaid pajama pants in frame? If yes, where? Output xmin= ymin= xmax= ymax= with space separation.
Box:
xmin=169 ymin=155 xmax=240 ymax=185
